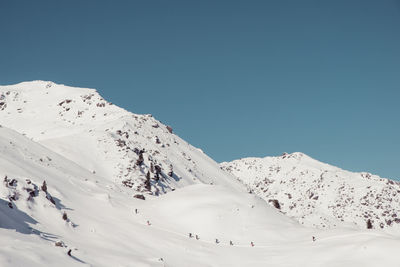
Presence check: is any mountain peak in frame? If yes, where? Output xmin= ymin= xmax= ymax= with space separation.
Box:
xmin=280 ymin=152 xmax=308 ymax=160
xmin=0 ymin=81 xmax=126 ymax=137
xmin=1 ymin=80 xmax=98 ymax=94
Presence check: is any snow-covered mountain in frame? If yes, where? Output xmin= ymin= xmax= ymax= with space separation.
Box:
xmin=0 ymin=81 xmax=243 ymax=196
xmin=1 ymin=81 xmax=400 ymax=266
xmin=1 ymin=122 xmax=399 ymax=267
xmin=220 ymin=152 xmax=400 ymax=231
xmin=0 ymin=124 xmax=306 ymax=266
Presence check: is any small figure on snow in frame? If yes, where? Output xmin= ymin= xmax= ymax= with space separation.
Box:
xmin=195 ymin=235 xmax=199 ymax=240
xmin=230 ymin=240 xmax=233 ymax=246
xmin=135 ymin=208 xmax=138 ymax=214
xmin=147 ymin=220 xmax=151 ymax=226
xmin=250 ymin=242 xmax=254 ymax=247
xmin=189 ymin=233 xmax=193 ymax=238
xmin=67 ymin=249 xmax=72 ymax=256
xmin=312 ymin=236 xmax=316 ymax=242
xmin=215 ymin=239 xmax=219 ymax=244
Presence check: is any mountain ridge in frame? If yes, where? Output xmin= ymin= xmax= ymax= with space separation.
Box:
xmin=220 ymin=152 xmax=400 ymax=231
xmin=0 ymin=80 xmax=244 ymax=195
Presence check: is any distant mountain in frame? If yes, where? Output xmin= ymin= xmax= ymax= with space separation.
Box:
xmin=220 ymin=152 xmax=400 ymax=230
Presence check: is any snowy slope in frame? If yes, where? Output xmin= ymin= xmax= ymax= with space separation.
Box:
xmin=0 ymin=81 xmax=243 ymax=196
xmin=1 ymin=126 xmax=400 ymax=266
xmin=220 ymin=152 xmax=400 ymax=231
xmin=1 ymin=81 xmax=400 ymax=266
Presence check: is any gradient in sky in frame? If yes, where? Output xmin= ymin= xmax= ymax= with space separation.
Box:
xmin=0 ymin=0 xmax=399 ymax=179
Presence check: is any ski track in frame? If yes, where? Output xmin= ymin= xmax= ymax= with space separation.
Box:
xmin=134 ymin=208 xmax=395 ymax=249
xmin=134 ymin=210 xmax=311 ymax=249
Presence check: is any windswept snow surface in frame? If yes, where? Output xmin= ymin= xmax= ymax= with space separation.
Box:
xmin=221 ymin=152 xmax=400 ymax=231
xmin=0 ymin=81 xmax=399 ymax=266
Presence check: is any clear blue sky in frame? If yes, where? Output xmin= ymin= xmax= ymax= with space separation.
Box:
xmin=1 ymin=0 xmax=399 ymax=180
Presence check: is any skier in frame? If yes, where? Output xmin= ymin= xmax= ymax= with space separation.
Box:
xmin=312 ymin=236 xmax=316 ymax=242
xmin=135 ymin=208 xmax=138 ymax=214
xmin=215 ymin=238 xmax=219 ymax=244
xmin=147 ymin=220 xmax=151 ymax=226
xmin=195 ymin=235 xmax=199 ymax=240
xmin=189 ymin=233 xmax=193 ymax=238
xmin=250 ymin=241 xmax=254 ymax=247
xmin=230 ymin=240 xmax=233 ymax=246
xmin=67 ymin=249 xmax=72 ymax=256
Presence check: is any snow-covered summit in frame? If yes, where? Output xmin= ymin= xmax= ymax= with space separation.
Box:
xmin=221 ymin=152 xmax=400 ymax=231
xmin=237 ymin=152 xmax=339 ymax=171
xmin=0 ymin=80 xmax=125 ymax=135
